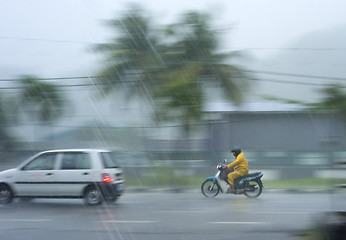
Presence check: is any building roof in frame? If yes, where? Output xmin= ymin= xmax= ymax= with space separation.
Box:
xmin=204 ymin=101 xmax=306 ymax=113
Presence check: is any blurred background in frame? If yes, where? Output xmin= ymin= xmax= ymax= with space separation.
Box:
xmin=0 ymin=0 xmax=346 ymax=191
xmin=1 ymin=1 xmax=346 ymax=239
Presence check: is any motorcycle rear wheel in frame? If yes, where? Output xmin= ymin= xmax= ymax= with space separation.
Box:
xmin=244 ymin=180 xmax=262 ymax=198
xmin=201 ymin=179 xmax=219 ymax=197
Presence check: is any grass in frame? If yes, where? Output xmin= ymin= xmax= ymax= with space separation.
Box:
xmin=299 ymin=228 xmax=325 ymax=240
xmin=125 ymin=175 xmax=345 ymax=190
xmin=125 ymin=175 xmax=204 ymax=189
xmin=262 ymin=178 xmax=341 ymax=190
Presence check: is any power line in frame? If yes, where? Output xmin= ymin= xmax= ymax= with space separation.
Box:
xmin=0 ymin=78 xmax=343 ymax=92
xmin=1 ymin=68 xmax=345 ymax=82
xmin=0 ymin=75 xmax=93 ymax=82
xmin=228 ymin=47 xmax=346 ymax=51
xmin=0 ymin=69 xmax=345 ymax=91
xmin=0 ymin=36 xmax=99 ymax=44
xmin=244 ymin=69 xmax=346 ymax=82
xmin=246 ymin=77 xmax=337 ymax=87
xmin=0 ymin=71 xmax=145 ymax=82
xmin=2 ymin=36 xmax=346 ymax=52
xmin=0 ymin=81 xmax=119 ymax=90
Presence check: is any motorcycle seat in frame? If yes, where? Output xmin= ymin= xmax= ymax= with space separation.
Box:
xmin=239 ymin=172 xmax=262 ymax=179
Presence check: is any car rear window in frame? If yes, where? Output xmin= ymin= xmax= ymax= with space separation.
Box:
xmin=100 ymin=152 xmax=120 ymax=168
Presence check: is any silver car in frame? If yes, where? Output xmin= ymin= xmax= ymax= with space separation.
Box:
xmin=0 ymin=149 xmax=124 ymax=205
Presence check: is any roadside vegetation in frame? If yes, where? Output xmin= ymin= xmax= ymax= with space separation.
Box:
xmin=125 ymin=174 xmax=345 ymax=191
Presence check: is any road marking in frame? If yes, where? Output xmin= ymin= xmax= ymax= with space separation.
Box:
xmin=158 ymin=211 xmax=206 ymax=214
xmin=209 ymin=222 xmax=269 ymax=225
xmin=255 ymin=211 xmax=311 ymax=214
xmin=98 ymin=220 xmax=158 ymax=223
xmin=0 ymin=219 xmax=51 ymax=222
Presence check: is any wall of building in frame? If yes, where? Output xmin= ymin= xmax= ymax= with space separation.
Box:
xmin=208 ymin=111 xmax=346 ymax=153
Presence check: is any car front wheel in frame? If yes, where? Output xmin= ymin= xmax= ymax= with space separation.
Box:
xmin=0 ymin=184 xmax=13 ymax=204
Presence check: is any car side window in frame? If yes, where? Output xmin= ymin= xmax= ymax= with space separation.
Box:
xmin=22 ymin=153 xmax=57 ymax=171
xmin=61 ymin=152 xmax=91 ymax=170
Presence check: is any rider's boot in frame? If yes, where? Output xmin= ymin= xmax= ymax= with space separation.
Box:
xmin=226 ymin=184 xmax=234 ymax=193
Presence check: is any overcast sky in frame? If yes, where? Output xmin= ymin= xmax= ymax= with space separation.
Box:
xmin=1 ymin=0 xmax=346 ymax=80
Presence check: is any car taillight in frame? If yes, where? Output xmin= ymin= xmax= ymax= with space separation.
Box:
xmin=102 ymin=173 xmax=114 ymax=183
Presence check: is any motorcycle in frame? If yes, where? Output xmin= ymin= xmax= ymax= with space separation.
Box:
xmin=201 ymin=160 xmax=264 ymax=198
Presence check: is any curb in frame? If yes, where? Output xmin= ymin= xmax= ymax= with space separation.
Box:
xmin=125 ymin=187 xmax=335 ymax=194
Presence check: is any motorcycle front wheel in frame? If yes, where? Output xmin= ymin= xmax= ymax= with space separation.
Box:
xmin=244 ymin=180 xmax=262 ymax=198
xmin=201 ymin=179 xmax=219 ymax=197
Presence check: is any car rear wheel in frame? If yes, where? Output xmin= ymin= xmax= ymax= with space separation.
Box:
xmin=84 ymin=185 xmax=103 ymax=205
xmin=0 ymin=184 xmax=13 ymax=204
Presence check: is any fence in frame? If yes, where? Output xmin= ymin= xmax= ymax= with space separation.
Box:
xmin=1 ymin=149 xmax=345 ymax=180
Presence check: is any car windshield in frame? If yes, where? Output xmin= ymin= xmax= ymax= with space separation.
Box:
xmin=100 ymin=152 xmax=119 ymax=168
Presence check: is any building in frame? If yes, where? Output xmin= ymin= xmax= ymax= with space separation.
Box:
xmin=205 ymin=101 xmax=346 ymax=179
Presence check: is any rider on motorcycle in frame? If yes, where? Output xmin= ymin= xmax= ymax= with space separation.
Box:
xmin=223 ymin=146 xmax=249 ymax=193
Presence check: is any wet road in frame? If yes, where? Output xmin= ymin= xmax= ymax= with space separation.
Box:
xmin=0 ymin=190 xmax=345 ymax=240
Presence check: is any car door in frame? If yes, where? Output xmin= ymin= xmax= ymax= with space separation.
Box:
xmin=14 ymin=152 xmax=59 ymax=196
xmin=54 ymin=151 xmax=93 ymax=196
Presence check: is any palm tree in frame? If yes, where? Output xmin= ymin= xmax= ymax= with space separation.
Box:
xmin=153 ymin=11 xmax=249 ymax=136
xmin=153 ymin=70 xmax=203 ymax=135
xmin=93 ymin=6 xmax=249 ymax=137
xmin=19 ymin=75 xmax=64 ymax=122
xmin=268 ymin=84 xmax=346 ymax=121
xmin=93 ymin=4 xmax=165 ymax=99
xmin=313 ymin=84 xmax=346 ymax=121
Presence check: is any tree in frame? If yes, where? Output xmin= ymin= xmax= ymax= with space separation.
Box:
xmin=153 ymin=11 xmax=248 ymax=136
xmin=265 ymin=84 xmax=346 ymax=121
xmin=314 ymin=84 xmax=346 ymax=121
xmin=93 ymin=6 xmax=249 ymax=136
xmin=93 ymin=4 xmax=165 ymax=99
xmin=19 ymin=75 xmax=64 ymax=122
xmin=153 ymin=70 xmax=203 ymax=135
xmin=0 ymin=75 xmax=63 ymax=147
xmin=0 ymin=94 xmax=11 ymax=147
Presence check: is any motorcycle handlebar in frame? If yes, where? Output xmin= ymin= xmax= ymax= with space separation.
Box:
xmin=216 ymin=164 xmax=226 ymax=170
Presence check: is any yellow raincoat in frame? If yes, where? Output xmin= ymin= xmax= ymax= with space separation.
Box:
xmin=226 ymin=152 xmax=249 ymax=186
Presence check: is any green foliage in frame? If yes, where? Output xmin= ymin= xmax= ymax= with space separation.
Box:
xmin=318 ymin=84 xmax=346 ymax=120
xmin=93 ymin=4 xmax=165 ymax=98
xmin=94 ymin=4 xmax=249 ymax=136
xmin=126 ymin=176 xmax=342 ymax=190
xmin=153 ymin=67 xmax=203 ymax=134
xmin=19 ymin=75 xmax=64 ymax=122
xmin=161 ymin=10 xmax=248 ymax=105
xmin=300 ymin=227 xmax=325 ymax=240
xmin=265 ymin=84 xmax=346 ymax=122
xmin=125 ymin=174 xmax=204 ymax=189
xmin=154 ymin=11 xmax=249 ymax=136
xmin=0 ymin=94 xmax=11 ymax=145
xmin=263 ymin=178 xmax=342 ymax=190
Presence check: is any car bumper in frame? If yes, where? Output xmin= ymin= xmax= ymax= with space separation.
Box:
xmin=98 ymin=182 xmax=124 ymax=201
